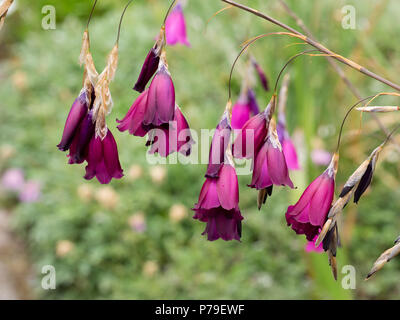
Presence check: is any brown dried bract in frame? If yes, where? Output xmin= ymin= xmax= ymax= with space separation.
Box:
xmin=92 ymin=44 xmax=119 ymax=139
xmin=366 ymin=240 xmax=400 ymax=280
xmin=0 ymin=0 xmax=13 ymax=30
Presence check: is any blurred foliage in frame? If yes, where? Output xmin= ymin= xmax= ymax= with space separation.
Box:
xmin=1 ymin=0 xmax=400 ymax=299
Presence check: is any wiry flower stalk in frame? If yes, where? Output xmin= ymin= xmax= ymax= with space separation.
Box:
xmin=221 ymin=0 xmax=400 ymax=91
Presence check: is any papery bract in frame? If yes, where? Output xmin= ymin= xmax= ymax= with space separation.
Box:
xmin=84 ymin=129 xmax=124 ymax=184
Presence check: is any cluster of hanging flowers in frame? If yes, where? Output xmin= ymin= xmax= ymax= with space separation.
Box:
xmin=118 ymin=1 xmax=193 ymax=158
xmin=193 ymin=104 xmax=243 ymax=241
xmin=55 ymin=0 xmax=400 ymax=280
xmin=57 ymin=1 xmax=125 ymax=184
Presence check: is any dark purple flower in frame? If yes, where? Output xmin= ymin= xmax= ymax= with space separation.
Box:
xmin=57 ymin=90 xmax=88 ymax=151
xmin=165 ymin=3 xmax=190 ymax=47
xmin=206 ymin=112 xmax=231 ymax=178
xmin=67 ymin=110 xmax=95 ymax=164
xmin=84 ymin=129 xmax=124 ymax=184
xmin=247 ymin=88 xmax=260 ymax=115
xmin=285 ymin=154 xmax=338 ymax=241
xmin=143 ymin=63 xmax=175 ymax=126
xmin=251 ymin=58 xmax=269 ymax=91
xmin=193 ymin=164 xmax=243 ymax=241
xmin=117 ymin=89 xmax=150 ymax=137
xmin=146 ymin=105 xmax=194 ymax=157
xmin=133 ymin=48 xmax=160 ymax=93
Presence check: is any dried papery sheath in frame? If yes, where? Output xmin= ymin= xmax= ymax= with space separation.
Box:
xmin=356 ymin=106 xmax=400 ymax=113
xmin=0 ymin=0 xmax=13 ymax=30
xmin=366 ymin=239 xmax=400 ymax=280
xmin=92 ymin=44 xmax=119 ymax=139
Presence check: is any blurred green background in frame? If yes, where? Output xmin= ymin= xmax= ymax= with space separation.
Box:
xmin=1 ymin=0 xmax=400 ymax=299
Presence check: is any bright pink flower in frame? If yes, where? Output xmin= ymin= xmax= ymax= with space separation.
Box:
xmin=285 ymin=154 xmax=338 ymax=241
xmin=277 ymin=116 xmax=300 ymax=170
xmin=231 ymin=101 xmax=251 ymax=130
xmin=165 ymin=3 xmax=190 ymax=47
xmin=146 ymin=105 xmax=194 ymax=157
xmin=193 ymin=164 xmax=243 ymax=241
xmin=19 ymin=180 xmax=41 ymax=203
xmin=143 ymin=63 xmax=175 ymax=126
xmin=232 ymin=112 xmax=268 ymax=159
xmin=84 ymin=129 xmax=124 ymax=184
xmin=206 ymin=112 xmax=231 ymax=178
xmin=249 ymin=128 xmax=294 ymax=190
xmin=305 ymin=235 xmax=324 ymax=253
xmin=231 ymin=89 xmax=260 ymax=130
xmin=1 ymin=168 xmax=25 ymax=191
xmin=117 ymin=89 xmax=150 ymax=137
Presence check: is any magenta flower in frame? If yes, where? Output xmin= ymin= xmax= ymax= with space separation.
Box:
xmin=206 ymin=112 xmax=231 ymax=178
xmin=165 ymin=3 xmax=190 ymax=47
xmin=19 ymin=180 xmax=41 ymax=203
xmin=231 ymin=100 xmax=251 ymax=130
xmin=285 ymin=154 xmax=338 ymax=241
xmin=67 ymin=110 xmax=95 ymax=164
xmin=231 ymin=89 xmax=260 ymax=130
xmin=143 ymin=63 xmax=175 ymax=126
xmin=117 ymin=89 xmax=150 ymax=137
xmin=1 ymin=168 xmax=25 ymax=191
xmin=84 ymin=129 xmax=124 ymax=184
xmin=193 ymin=164 xmax=243 ymax=241
xmin=305 ymin=235 xmax=324 ymax=253
xmin=277 ymin=119 xmax=300 ymax=170
xmin=133 ymin=48 xmax=160 ymax=93
xmin=146 ymin=105 xmax=194 ymax=157
xmin=249 ymin=127 xmax=294 ymax=191
xmin=233 ymin=112 xmax=268 ymax=159
xmin=57 ymin=91 xmax=88 ymax=152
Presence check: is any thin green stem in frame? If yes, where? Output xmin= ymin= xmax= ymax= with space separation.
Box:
xmin=86 ymin=0 xmax=98 ymax=29
xmin=273 ymin=49 xmax=318 ymax=94
xmin=116 ymin=0 xmax=134 ymax=44
xmin=163 ymin=0 xmax=177 ymax=26
xmin=335 ymin=95 xmax=376 ymax=153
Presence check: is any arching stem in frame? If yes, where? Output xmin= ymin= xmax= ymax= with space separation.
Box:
xmin=86 ymin=0 xmax=98 ymax=29
xmin=116 ymin=0 xmax=135 ymax=44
